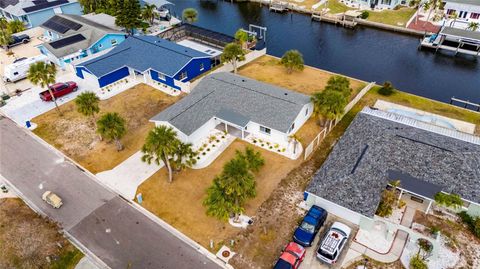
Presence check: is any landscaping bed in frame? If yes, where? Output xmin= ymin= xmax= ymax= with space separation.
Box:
xmin=32 ymin=84 xmax=179 ymax=174
xmin=136 ymin=140 xmax=302 ymax=249
xmin=0 ymin=198 xmax=83 ymax=269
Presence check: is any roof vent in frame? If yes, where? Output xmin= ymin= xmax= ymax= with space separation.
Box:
xmin=242 ymin=79 xmax=245 ymax=82
xmin=284 ymin=93 xmax=288 ymax=96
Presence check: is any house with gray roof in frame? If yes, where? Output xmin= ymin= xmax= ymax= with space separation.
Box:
xmin=151 ymin=72 xmax=313 ymax=157
xmin=36 ymin=14 xmax=126 ymax=69
xmin=0 ymin=0 xmax=82 ymax=28
xmin=305 ymin=107 xmax=480 ymax=229
xmin=443 ymin=0 xmax=480 ymax=30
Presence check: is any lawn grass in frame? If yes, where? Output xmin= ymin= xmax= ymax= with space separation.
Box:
xmin=32 ymin=84 xmax=179 ymax=174
xmin=0 ymin=198 xmax=84 ymax=269
xmin=366 ymin=7 xmax=416 ymax=27
xmin=326 ymin=0 xmax=354 ymax=14
xmin=136 ymin=140 xmax=302 ymax=249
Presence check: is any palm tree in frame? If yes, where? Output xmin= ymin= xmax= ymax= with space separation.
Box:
xmin=423 ymin=0 xmax=440 ymax=27
xmin=311 ymin=90 xmax=348 ymax=128
xmin=27 ymin=62 xmax=60 ymax=115
xmin=235 ymin=28 xmax=248 ymax=49
xmin=221 ymin=42 xmax=245 ymax=74
xmin=280 ymin=50 xmax=304 ymax=74
xmin=75 ymin=91 xmax=100 ymax=126
xmin=467 ymin=22 xmax=480 ymax=32
xmin=237 ymin=146 xmax=265 ymax=173
xmin=7 ymin=20 xmax=25 ymax=34
xmin=449 ymin=11 xmax=458 ymax=27
xmin=96 ymin=112 xmax=127 ymax=151
xmin=171 ymin=142 xmax=197 ymax=172
xmin=141 ymin=125 xmax=179 ymax=183
xmin=182 ymin=8 xmax=198 ymax=23
xmin=142 ymin=4 xmax=156 ymax=25
xmin=0 ymin=18 xmax=12 ymax=51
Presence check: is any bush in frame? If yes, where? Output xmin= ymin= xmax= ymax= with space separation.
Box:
xmin=434 ymin=192 xmax=463 ymax=208
xmin=458 ymin=211 xmax=480 ymax=238
xmin=360 ymin=10 xmax=369 ymax=19
xmin=410 ymin=253 xmax=428 ymax=269
xmin=378 ymin=81 xmax=395 ymax=96
xmin=430 ymin=226 xmax=440 ymax=235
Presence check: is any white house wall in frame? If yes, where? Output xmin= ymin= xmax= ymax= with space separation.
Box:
xmin=305 ymin=192 xmax=363 ymax=225
xmin=187 ymin=118 xmax=219 ymax=148
xmin=153 ymin=121 xmax=189 ymax=143
xmin=82 ymin=70 xmax=100 ymax=88
xmin=290 ymin=103 xmax=314 ymax=135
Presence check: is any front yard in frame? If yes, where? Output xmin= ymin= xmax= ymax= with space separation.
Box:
xmin=366 ymin=7 xmax=416 ymax=27
xmin=32 ymin=84 xmax=179 ymax=174
xmin=0 ymin=198 xmax=83 ymax=269
xmin=136 ymin=140 xmax=302 ymax=249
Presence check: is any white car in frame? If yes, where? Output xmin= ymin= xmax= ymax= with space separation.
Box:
xmin=42 ymin=191 xmax=63 ymax=209
xmin=316 ymin=221 xmax=351 ymax=264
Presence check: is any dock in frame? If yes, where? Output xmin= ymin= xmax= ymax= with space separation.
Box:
xmin=311 ymin=11 xmax=358 ymax=29
xmin=420 ymin=26 xmax=480 ymax=57
xmin=269 ymin=2 xmax=288 ymax=12
xmin=450 ymin=97 xmax=480 ymax=112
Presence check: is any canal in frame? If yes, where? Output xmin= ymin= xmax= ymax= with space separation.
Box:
xmin=169 ymin=0 xmax=479 ymax=105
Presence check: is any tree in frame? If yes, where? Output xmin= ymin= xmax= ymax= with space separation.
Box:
xmin=0 ymin=18 xmax=12 ymax=50
xmin=203 ymin=148 xmax=264 ymax=221
xmin=449 ymin=10 xmax=458 ymax=27
xmin=221 ymin=42 xmax=245 ymax=74
xmin=434 ymin=192 xmax=463 ymax=208
xmin=7 ymin=20 xmax=25 ymax=34
xmin=235 ymin=28 xmax=248 ymax=48
xmin=142 ymin=4 xmax=156 ymax=25
xmin=171 ymin=142 xmax=197 ymax=172
xmin=423 ymin=0 xmax=440 ymax=27
xmin=378 ymin=81 xmax=395 ymax=96
xmin=182 ymin=8 xmax=198 ymax=23
xmin=115 ymin=0 xmax=142 ymax=34
xmin=141 ymin=125 xmax=179 ymax=183
xmin=75 ymin=91 xmax=100 ymax=125
xmin=27 ymin=62 xmax=60 ymax=115
xmin=280 ymin=50 xmax=304 ymax=74
xmin=96 ymin=112 xmax=127 ymax=151
xmin=311 ymin=90 xmax=347 ymax=126
xmin=375 ymin=180 xmax=400 ymax=217
xmin=410 ymin=253 xmax=428 ymax=269
xmin=467 ymin=22 xmax=480 ymax=32
xmin=324 ymin=75 xmax=351 ymax=99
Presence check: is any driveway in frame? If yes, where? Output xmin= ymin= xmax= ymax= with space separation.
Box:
xmin=0 ymin=117 xmax=223 ymax=269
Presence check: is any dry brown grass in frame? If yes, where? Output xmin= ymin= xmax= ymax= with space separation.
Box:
xmin=238 ymin=55 xmax=366 ymax=97
xmin=0 ymin=198 xmax=83 ymax=269
xmin=136 ymin=140 xmax=302 ymax=249
xmin=32 ymin=84 xmax=179 ymax=174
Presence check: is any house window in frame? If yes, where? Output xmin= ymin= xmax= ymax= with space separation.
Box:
xmin=157 ymin=72 xmax=165 ymax=80
xmin=305 ymin=108 xmax=308 ymax=116
xmin=289 ymin=123 xmax=295 ymax=133
xmin=111 ymin=39 xmax=117 ymax=46
xmin=471 ymin=13 xmax=480 ymax=19
xmin=200 ymin=63 xmax=204 ymax=71
xmin=259 ymin=126 xmax=271 ymax=135
xmin=98 ymin=44 xmax=103 ymax=48
xmin=179 ymin=71 xmax=188 ymax=80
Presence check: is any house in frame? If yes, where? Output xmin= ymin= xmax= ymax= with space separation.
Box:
xmin=74 ymin=35 xmax=212 ymax=91
xmin=353 ymin=0 xmax=411 ymax=10
xmin=36 ymin=14 xmax=126 ymax=69
xmin=305 ymin=107 xmax=480 ymax=231
xmin=0 ymin=0 xmax=82 ymax=29
xmin=443 ymin=0 xmax=480 ymax=29
xmin=150 ymin=72 xmax=313 ymax=154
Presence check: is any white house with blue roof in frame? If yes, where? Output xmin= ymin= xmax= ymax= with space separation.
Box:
xmin=74 ymin=35 xmax=212 ymax=92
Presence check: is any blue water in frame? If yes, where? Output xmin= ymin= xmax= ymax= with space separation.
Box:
xmin=169 ymin=0 xmax=480 ymax=105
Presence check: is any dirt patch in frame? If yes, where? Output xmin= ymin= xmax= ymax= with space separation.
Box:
xmin=0 ymin=198 xmax=83 ymax=269
xmin=136 ymin=140 xmax=302 ymax=249
xmin=32 ymin=84 xmax=179 ymax=173
xmin=345 ymin=257 xmax=404 ymax=269
xmin=413 ymin=210 xmax=480 ymax=268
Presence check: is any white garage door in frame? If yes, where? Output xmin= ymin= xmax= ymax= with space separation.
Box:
xmin=308 ymin=193 xmax=363 ymax=225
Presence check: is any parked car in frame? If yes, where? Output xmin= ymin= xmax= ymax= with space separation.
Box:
xmin=293 ymin=205 xmax=328 ymax=246
xmin=5 ymin=34 xmax=30 ymax=49
xmin=39 ymin=81 xmax=78 ymax=101
xmin=316 ymin=222 xmax=351 ymax=265
xmin=42 ymin=191 xmax=63 ymax=208
xmin=273 ymin=242 xmax=306 ymax=269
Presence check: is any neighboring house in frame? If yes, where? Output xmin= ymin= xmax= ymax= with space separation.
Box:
xmin=37 ymin=14 xmax=126 ymax=69
xmin=150 ymin=72 xmax=313 ymax=151
xmin=305 ymin=107 xmax=480 ymax=232
xmin=444 ymin=0 xmax=480 ymax=29
xmin=74 ymin=35 xmax=212 ymax=91
xmin=0 ymin=0 xmax=82 ymax=28
xmin=354 ymin=0 xmax=411 ymax=10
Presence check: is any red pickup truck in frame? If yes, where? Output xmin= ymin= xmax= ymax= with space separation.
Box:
xmin=39 ymin=81 xmax=78 ymax=101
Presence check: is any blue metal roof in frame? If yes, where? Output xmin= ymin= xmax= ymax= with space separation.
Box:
xmin=77 ymin=35 xmax=210 ymax=78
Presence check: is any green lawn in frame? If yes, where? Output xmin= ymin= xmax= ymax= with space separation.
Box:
xmin=326 ymin=0 xmax=354 ymax=14
xmin=366 ymin=7 xmax=416 ymax=27
xmin=51 ymin=249 xmax=84 ymax=269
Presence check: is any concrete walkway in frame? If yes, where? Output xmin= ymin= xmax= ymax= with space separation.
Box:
xmin=400 ymin=207 xmax=416 ymax=228
xmin=96 ymin=151 xmax=163 ymax=200
xmin=75 ymin=257 xmax=98 ymax=269
xmin=350 ymin=230 xmax=409 ymax=263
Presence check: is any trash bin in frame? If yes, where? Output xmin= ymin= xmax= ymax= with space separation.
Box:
xmin=26 ymin=121 xmax=31 ymax=128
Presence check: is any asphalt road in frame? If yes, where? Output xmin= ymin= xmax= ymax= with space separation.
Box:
xmin=0 ymin=117 xmax=222 ymax=269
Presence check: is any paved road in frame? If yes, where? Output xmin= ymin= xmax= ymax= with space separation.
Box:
xmin=0 ymin=117 xmax=222 ymax=269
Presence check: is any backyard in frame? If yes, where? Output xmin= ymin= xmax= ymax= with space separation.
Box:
xmin=32 ymin=84 xmax=179 ymax=174
xmin=366 ymin=7 xmax=416 ymax=27
xmin=136 ymin=140 xmax=302 ymax=249
xmin=0 ymin=198 xmax=83 ymax=269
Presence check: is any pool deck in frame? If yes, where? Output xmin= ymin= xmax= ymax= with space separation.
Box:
xmin=373 ymin=100 xmax=476 ymax=134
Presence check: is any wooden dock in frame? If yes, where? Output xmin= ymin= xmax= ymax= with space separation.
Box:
xmin=311 ymin=13 xmax=357 ymax=28
xmin=450 ymin=97 xmax=480 ymax=111
xmin=269 ymin=2 xmax=288 ymax=12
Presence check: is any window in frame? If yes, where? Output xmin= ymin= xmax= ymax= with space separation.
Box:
xmin=179 ymin=71 xmax=188 ymax=80
xmin=111 ymin=39 xmax=117 ymax=46
xmin=200 ymin=63 xmax=204 ymax=71
xmin=259 ymin=126 xmax=271 ymax=135
xmin=157 ymin=72 xmax=165 ymax=80
xmin=305 ymin=108 xmax=308 ymax=116
xmin=471 ymin=13 xmax=480 ymax=19
xmin=98 ymin=44 xmax=103 ymax=48
xmin=289 ymin=123 xmax=295 ymax=133
xmin=13 ymin=72 xmax=18 ymax=75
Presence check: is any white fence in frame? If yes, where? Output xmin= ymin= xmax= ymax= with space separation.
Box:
xmin=303 ymin=81 xmax=376 ymax=160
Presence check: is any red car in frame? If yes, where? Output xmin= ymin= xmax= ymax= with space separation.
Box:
xmin=273 ymin=242 xmax=306 ymax=269
xmin=39 ymin=81 xmax=78 ymax=101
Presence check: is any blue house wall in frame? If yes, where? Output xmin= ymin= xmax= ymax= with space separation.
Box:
xmin=25 ymin=2 xmax=82 ymax=28
xmin=75 ymin=66 xmax=90 ymax=79
xmin=173 ymin=58 xmax=211 ymax=82
xmin=150 ymin=70 xmax=180 ymax=90
xmin=89 ymin=34 xmax=126 ymax=54
xmin=98 ymin=67 xmax=130 ymax=87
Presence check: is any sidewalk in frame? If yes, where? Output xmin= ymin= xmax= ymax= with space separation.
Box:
xmin=350 ymin=230 xmax=409 ymax=263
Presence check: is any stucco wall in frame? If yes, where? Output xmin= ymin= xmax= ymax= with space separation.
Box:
xmin=305 ymin=192 xmax=363 ymax=225
xmin=89 ymin=34 xmax=126 ymax=54
xmin=173 ymin=57 xmax=211 ymax=82
xmin=26 ymin=2 xmax=82 ymax=28
xmin=467 ymin=202 xmax=480 ymax=217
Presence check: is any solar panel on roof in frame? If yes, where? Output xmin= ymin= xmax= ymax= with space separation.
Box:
xmin=43 ymin=15 xmax=82 ymax=34
xmin=23 ymin=0 xmax=69 ymax=13
xmin=50 ymin=34 xmax=86 ymax=49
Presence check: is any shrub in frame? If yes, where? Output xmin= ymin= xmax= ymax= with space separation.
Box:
xmin=378 ymin=81 xmax=395 ymax=96
xmin=430 ymin=226 xmax=440 ymax=235
xmin=458 ymin=211 xmax=480 ymax=238
xmin=360 ymin=10 xmax=369 ymax=19
xmin=206 ymin=148 xmax=211 ymax=152
xmin=202 ymin=152 xmax=206 ymax=156
xmin=410 ymin=253 xmax=427 ymax=269
xmin=398 ymin=199 xmax=406 ymax=209
xmin=434 ymin=192 xmax=463 ymax=208
xmin=216 ymin=139 xmax=220 ymax=143
xmin=418 ymin=239 xmax=433 ymax=254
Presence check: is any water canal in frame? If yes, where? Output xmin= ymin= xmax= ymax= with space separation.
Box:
xmin=169 ymin=0 xmax=479 ymax=105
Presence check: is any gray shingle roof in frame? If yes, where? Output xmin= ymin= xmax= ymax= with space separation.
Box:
xmin=41 ymin=14 xmax=122 ymax=58
xmin=441 ymin=26 xmax=480 ymax=41
xmin=306 ymin=108 xmax=480 ymax=218
xmin=444 ymin=0 xmax=480 ymax=6
xmin=151 ymin=72 xmax=311 ymax=135
xmin=77 ymin=35 xmax=210 ymax=78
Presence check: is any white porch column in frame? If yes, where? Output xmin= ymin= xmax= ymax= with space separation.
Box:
xmin=398 ymin=189 xmax=404 ymax=202
xmin=143 ymin=72 xmax=147 ymax=83
xmin=225 ymin=123 xmax=227 ymax=133
xmin=241 ymin=129 xmax=244 ymax=139
xmin=132 ymin=69 xmax=136 ymax=80
xmin=426 ymin=200 xmax=433 ymax=214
